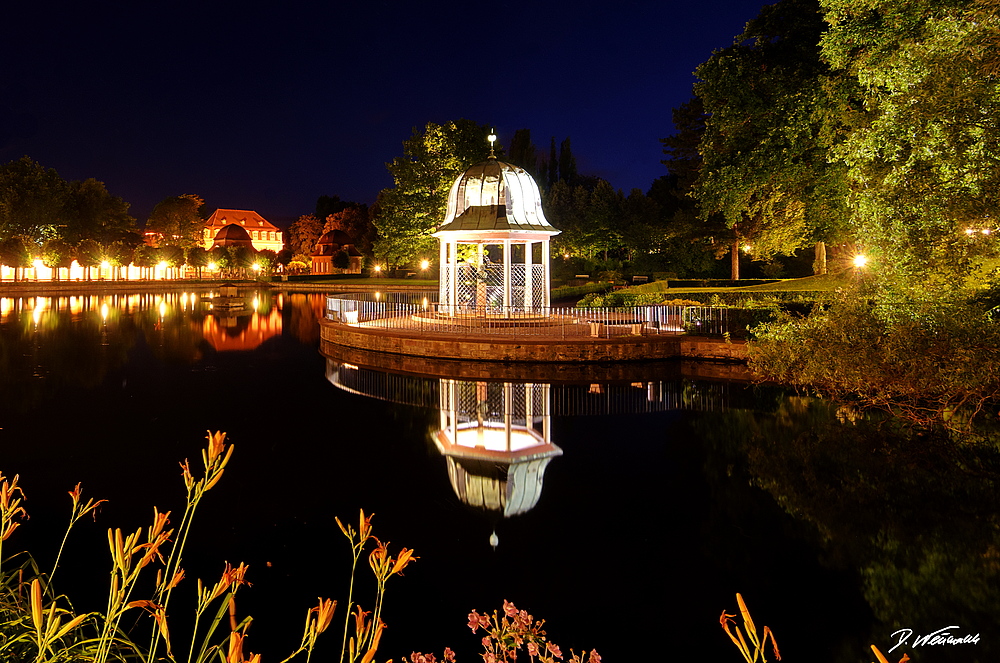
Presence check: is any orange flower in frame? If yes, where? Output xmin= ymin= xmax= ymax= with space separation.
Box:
xmin=206 ymin=431 xmax=227 ymax=465
xmin=353 ymin=605 xmax=372 ymax=640
xmin=359 ymin=620 xmax=385 ymax=663
xmin=311 ymin=597 xmax=337 ymax=634
xmin=390 ymin=548 xmax=417 ymax=576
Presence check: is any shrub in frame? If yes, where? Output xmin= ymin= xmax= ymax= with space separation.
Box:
xmin=749 ymin=294 xmax=1000 ymax=429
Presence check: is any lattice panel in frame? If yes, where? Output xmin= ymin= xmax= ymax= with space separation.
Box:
xmin=440 ymin=261 xmax=547 ymax=310
xmin=532 ymin=264 xmax=546 ymax=308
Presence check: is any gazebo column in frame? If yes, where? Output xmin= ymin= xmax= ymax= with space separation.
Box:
xmin=502 ymin=239 xmax=512 ymax=314
xmin=439 ymin=240 xmax=450 ymax=312
xmin=542 ymin=239 xmax=552 ymax=309
xmin=524 ymin=241 xmax=533 ymax=311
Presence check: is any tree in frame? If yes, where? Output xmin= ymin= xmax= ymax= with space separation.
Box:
xmin=146 ymin=194 xmax=205 ymax=248
xmin=287 ymin=214 xmax=324 ymax=256
xmin=508 ymin=129 xmax=540 ymax=179
xmin=0 ymin=236 xmax=31 ymax=280
xmin=104 ymin=240 xmax=135 ymax=280
xmin=61 ymin=178 xmax=137 ymax=245
xmin=819 ymin=0 xmax=1000 ymax=284
xmin=324 ymin=205 xmax=373 ymax=255
xmin=40 ymin=238 xmax=73 ymax=280
xmin=547 ymin=138 xmax=558 ymax=187
xmin=75 ymin=238 xmax=102 ymax=280
xmin=186 ymin=246 xmax=209 ymax=278
xmin=0 ymin=156 xmax=67 ymax=245
xmin=133 ymin=245 xmax=160 ymax=280
xmin=558 ymin=138 xmax=578 ymax=186
xmin=372 ymin=119 xmax=494 ymax=268
xmin=693 ymin=0 xmax=849 ymax=278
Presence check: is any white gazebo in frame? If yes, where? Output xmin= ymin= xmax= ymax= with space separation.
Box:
xmin=433 ymin=135 xmax=559 ymax=316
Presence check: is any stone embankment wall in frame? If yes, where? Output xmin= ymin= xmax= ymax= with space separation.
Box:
xmin=319 ymin=320 xmax=748 ymax=363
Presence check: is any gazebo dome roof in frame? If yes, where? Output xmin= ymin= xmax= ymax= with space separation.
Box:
xmin=212 ymin=223 xmax=253 ymax=247
xmin=317 ymin=229 xmax=354 ymax=246
xmin=434 ymin=158 xmax=558 ymax=236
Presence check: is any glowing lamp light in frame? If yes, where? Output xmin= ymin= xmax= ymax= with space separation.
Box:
xmin=208 ymin=261 xmax=218 ymax=271
xmin=373 ymin=265 xmax=382 ymax=273
xmin=158 ymin=261 xmax=168 ymax=269
xmin=853 ymin=254 xmax=869 ymax=268
xmin=252 ymin=263 xmax=261 ymax=272
xmin=741 ymin=244 xmax=752 ymax=254
xmin=420 ymin=259 xmax=429 ymax=270
xmin=33 ymin=259 xmax=44 ymax=269
xmin=966 ymin=228 xmax=976 ymax=235
xmin=101 ymin=260 xmax=111 ymax=268
xmin=983 ymin=229 xmax=992 ymax=235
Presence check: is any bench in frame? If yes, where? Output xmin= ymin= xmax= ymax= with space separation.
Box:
xmin=589 ymin=319 xmax=646 ymax=336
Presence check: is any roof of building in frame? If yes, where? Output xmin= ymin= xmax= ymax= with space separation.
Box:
xmin=312 ymin=229 xmax=362 ymax=257
xmin=434 ymin=159 xmax=559 ymax=236
xmin=205 ymin=209 xmax=279 ymax=232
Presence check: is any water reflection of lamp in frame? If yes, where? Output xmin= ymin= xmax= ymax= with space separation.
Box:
xmin=433 ymin=379 xmax=562 ymax=518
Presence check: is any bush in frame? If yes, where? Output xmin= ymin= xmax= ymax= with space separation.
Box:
xmin=748 ymin=294 xmax=1000 ymax=429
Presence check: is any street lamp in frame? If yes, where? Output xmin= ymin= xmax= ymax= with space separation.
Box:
xmin=420 ymin=259 xmax=429 ymax=271
xmin=853 ymin=254 xmax=868 ymax=268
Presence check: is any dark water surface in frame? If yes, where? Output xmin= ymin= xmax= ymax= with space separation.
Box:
xmin=0 ymin=289 xmax=997 ymax=662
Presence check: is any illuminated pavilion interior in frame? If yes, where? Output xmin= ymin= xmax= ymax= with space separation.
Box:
xmin=433 ymin=134 xmax=560 ymax=316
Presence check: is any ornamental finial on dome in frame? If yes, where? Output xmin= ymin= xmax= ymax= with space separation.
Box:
xmin=487 ymin=128 xmax=497 ymax=159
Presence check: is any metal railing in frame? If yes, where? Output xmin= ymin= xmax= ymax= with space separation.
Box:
xmin=325 ymin=296 xmax=747 ymax=339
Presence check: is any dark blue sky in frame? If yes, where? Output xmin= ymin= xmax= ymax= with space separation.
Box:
xmin=2 ymin=0 xmax=770 ymax=224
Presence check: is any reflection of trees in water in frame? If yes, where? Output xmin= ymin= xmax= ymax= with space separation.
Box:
xmin=286 ymin=293 xmax=325 ymax=344
xmin=699 ymin=395 xmax=1000 ymax=656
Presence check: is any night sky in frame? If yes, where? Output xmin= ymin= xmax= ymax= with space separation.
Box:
xmin=2 ymin=0 xmax=771 ymax=225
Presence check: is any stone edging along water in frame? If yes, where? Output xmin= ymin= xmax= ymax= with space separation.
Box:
xmin=319 ymin=318 xmax=748 ymax=363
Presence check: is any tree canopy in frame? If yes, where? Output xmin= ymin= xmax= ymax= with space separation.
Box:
xmin=693 ymin=0 xmax=848 ymax=277
xmin=146 ymin=194 xmax=204 ymax=248
xmin=820 ymin=0 xmax=1000 ymax=282
xmin=372 ymin=120 xmax=495 ymax=268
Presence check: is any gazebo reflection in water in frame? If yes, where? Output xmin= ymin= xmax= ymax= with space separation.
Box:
xmin=325 ymin=358 xmax=737 ymax=526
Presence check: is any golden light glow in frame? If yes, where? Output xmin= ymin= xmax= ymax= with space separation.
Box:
xmin=853 ymin=254 xmax=868 ymax=268
xmin=252 ymin=263 xmax=261 ymax=272
xmin=158 ymin=301 xmax=167 ymax=317
xmin=208 ymin=262 xmax=218 ymax=270
xmin=373 ymin=265 xmax=382 ymax=273
xmin=101 ymin=303 xmax=109 ymax=321
xmin=158 ymin=261 xmax=168 ymax=269
xmin=101 ymin=260 xmax=111 ymax=268
xmin=33 ymin=259 xmax=44 ymax=269
xmin=420 ymin=260 xmax=429 ymax=270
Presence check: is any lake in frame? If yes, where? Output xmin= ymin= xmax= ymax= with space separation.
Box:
xmin=0 ymin=288 xmax=996 ymax=662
